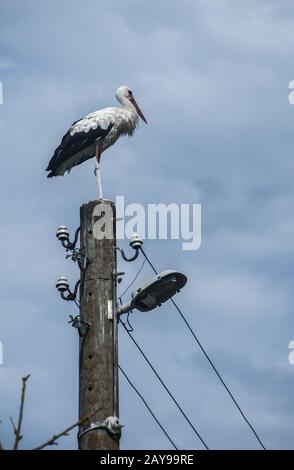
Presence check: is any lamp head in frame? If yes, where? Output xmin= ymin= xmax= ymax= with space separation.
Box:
xmin=118 ymin=270 xmax=187 ymax=315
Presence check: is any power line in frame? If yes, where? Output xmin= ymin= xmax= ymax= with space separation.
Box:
xmin=120 ymin=318 xmax=209 ymax=450
xmin=119 ymin=258 xmax=147 ymax=299
xmin=119 ymin=364 xmax=179 ymax=450
xmin=139 ymin=247 xmax=266 ymax=450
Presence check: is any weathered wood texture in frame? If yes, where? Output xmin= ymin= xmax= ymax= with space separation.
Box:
xmin=78 ymin=200 xmax=119 ymax=450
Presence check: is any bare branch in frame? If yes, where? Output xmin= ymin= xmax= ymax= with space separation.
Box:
xmin=32 ymin=408 xmax=101 ymax=451
xmin=9 ymin=417 xmax=17 ymax=434
xmin=13 ymin=374 xmax=31 ymax=450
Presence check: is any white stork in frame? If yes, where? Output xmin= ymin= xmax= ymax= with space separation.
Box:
xmin=46 ymin=85 xmax=147 ymax=198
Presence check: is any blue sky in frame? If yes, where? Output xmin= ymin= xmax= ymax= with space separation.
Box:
xmin=0 ymin=0 xmax=294 ymax=450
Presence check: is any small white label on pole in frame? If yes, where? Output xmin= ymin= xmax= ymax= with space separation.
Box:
xmin=107 ymin=300 xmax=113 ymax=320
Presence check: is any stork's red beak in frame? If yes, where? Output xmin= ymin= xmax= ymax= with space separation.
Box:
xmin=130 ymin=97 xmax=148 ymax=124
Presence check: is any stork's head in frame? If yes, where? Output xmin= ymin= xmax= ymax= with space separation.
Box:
xmin=116 ymin=85 xmax=147 ymax=124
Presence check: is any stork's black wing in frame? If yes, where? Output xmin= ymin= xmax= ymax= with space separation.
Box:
xmin=46 ymin=120 xmax=113 ymax=177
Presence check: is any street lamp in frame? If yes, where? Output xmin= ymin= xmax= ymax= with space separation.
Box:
xmin=118 ymin=270 xmax=187 ymax=315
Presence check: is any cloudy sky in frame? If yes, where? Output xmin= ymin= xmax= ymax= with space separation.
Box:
xmin=0 ymin=0 xmax=294 ymax=450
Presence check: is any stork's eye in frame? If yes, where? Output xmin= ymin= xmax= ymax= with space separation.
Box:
xmin=129 ymin=90 xmax=133 ymax=97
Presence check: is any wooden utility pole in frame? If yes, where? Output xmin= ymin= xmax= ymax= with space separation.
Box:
xmin=78 ymin=199 xmax=119 ymax=450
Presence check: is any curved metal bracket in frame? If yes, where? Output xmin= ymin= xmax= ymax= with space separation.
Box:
xmin=115 ymin=246 xmax=140 ymax=263
xmin=62 ymin=226 xmax=81 ymax=251
xmin=60 ymin=279 xmax=81 ymax=302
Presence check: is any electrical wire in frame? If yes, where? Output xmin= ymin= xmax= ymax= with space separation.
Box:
xmin=139 ymin=247 xmax=266 ymax=450
xmin=119 ymin=258 xmax=147 ymax=299
xmin=119 ymin=364 xmax=179 ymax=450
xmin=118 ymin=259 xmax=147 ymax=333
xmin=120 ymin=318 xmax=209 ymax=450
xmin=118 ymin=298 xmax=134 ymax=332
xmin=126 ymin=311 xmax=134 ymax=332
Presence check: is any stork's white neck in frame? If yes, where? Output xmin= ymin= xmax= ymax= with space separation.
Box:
xmin=118 ymin=96 xmax=136 ymax=112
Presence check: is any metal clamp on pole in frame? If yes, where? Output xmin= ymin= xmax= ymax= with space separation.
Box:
xmin=68 ymin=315 xmax=90 ymax=337
xmin=78 ymin=416 xmax=123 ymax=439
xmin=65 ymin=248 xmax=89 ymax=271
